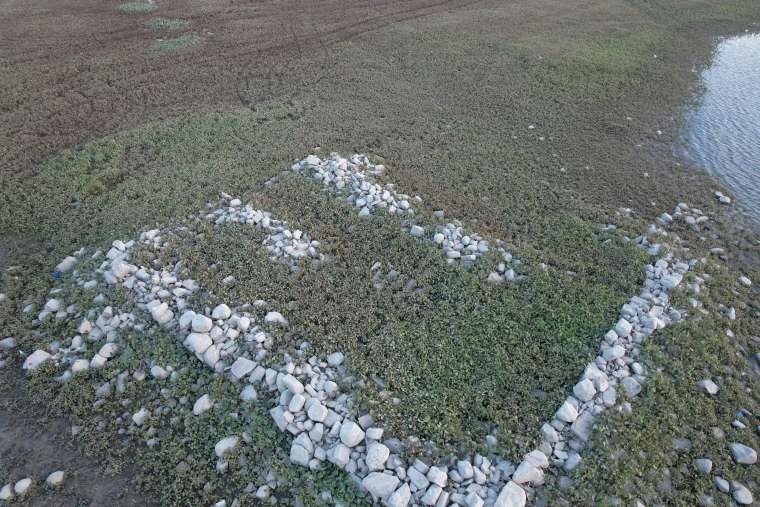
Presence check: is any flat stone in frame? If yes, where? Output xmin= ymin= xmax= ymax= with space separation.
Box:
xmin=362 ymin=472 xmax=399 ymax=500
xmin=290 ymin=442 xmax=311 ymax=466
xmin=132 ymin=408 xmax=148 ymax=426
xmin=55 ymin=256 xmax=77 ymax=273
xmin=714 ymin=476 xmax=730 ymax=493
xmin=494 ymin=481 xmax=526 ymax=507
xmin=426 ymin=466 xmax=447 ymax=487
xmin=0 ymin=484 xmax=12 ymax=501
xmin=457 ymin=460 xmax=474 ymax=479
xmin=307 ymin=402 xmax=328 ymax=422
xmin=697 ymin=379 xmax=719 ymax=395
xmin=421 ymin=484 xmax=442 ymax=505
xmin=621 ymin=377 xmax=642 ymax=398
xmin=730 ymin=443 xmax=757 ymax=464
xmin=184 ymin=332 xmax=212 ymax=355
xmin=230 ymin=357 xmax=256 ymax=379
xmin=240 ymin=385 xmax=257 ymax=401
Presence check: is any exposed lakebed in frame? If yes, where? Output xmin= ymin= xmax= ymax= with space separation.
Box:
xmin=680 ymin=33 xmax=760 ymax=221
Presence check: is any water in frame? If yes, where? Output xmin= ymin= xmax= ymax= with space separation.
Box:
xmin=679 ymin=33 xmax=760 ymax=221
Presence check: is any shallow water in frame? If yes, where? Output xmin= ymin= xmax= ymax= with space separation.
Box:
xmin=680 ymin=33 xmax=760 ymax=221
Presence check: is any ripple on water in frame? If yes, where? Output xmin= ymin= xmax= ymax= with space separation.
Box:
xmin=680 ymin=33 xmax=760 ymax=221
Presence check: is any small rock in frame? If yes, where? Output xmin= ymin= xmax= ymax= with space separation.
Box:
xmin=193 ymin=394 xmax=213 ymax=415
xmin=46 ymin=470 xmax=65 ymax=487
xmin=211 ymin=304 xmax=231 ymax=320
xmin=494 ymin=481 xmax=526 ymax=507
xmin=697 ymin=379 xmax=719 ymax=395
xmin=362 ymin=472 xmax=399 ymax=500
xmin=731 ymin=482 xmax=753 ymax=505
xmin=730 ymin=442 xmax=757 ymax=464
xmin=214 ymin=436 xmax=239 ymax=458
xmin=22 ymin=349 xmax=52 ymax=371
xmin=14 ymin=478 xmax=32 ymax=496
xmin=694 ymin=458 xmax=712 ymax=475
xmin=192 ymin=314 xmax=213 ymax=333
xmin=0 ymin=484 xmax=12 ymax=501
xmin=327 ymin=352 xmax=344 ymax=367
xmin=264 ymin=311 xmax=288 ymax=326
xmin=339 ymin=420 xmax=365 ymax=447
xmin=386 ymin=483 xmax=412 ymax=507
xmin=365 ymin=443 xmax=390 ymax=471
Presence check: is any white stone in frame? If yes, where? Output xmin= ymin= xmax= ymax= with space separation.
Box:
xmin=327 ymin=444 xmax=351 ymax=467
xmin=230 ymin=357 xmax=256 ymax=379
xmin=211 ymin=304 xmax=232 ymax=320
xmin=426 ymin=466 xmax=447 ymax=487
xmin=46 ymin=470 xmax=65 ymax=487
xmin=193 ymin=394 xmax=213 ymax=415
xmin=290 ymin=442 xmax=311 ymax=466
xmin=327 ymin=352 xmax=345 ymax=366
xmin=365 ymin=443 xmax=390 ymax=471
xmin=386 ymin=483 xmax=412 ymax=507
xmin=511 ymin=460 xmax=542 ymax=484
xmin=282 ymin=374 xmax=304 ymax=394
xmin=264 ymin=311 xmax=288 ymax=325
xmin=307 ymin=402 xmax=328 ymax=422
xmin=732 ymin=482 xmax=754 ymax=505
xmin=214 ymin=436 xmax=239 ymax=458
xmin=23 ymin=350 xmax=52 ymax=371
xmin=0 ymin=484 xmax=12 ymax=501
xmin=555 ymin=399 xmax=578 ymax=423
xmin=13 ymin=478 xmax=32 ymax=496
xmin=240 ymin=385 xmax=258 ymax=401
xmin=132 ymin=408 xmax=148 ymax=426
xmin=339 ymin=420 xmax=365 ymax=447
xmin=362 ymin=472 xmax=400 ymax=499
xmin=494 ymin=482 xmax=526 ymax=507
xmin=613 ymin=318 xmax=633 ymax=337
xmin=573 ymin=378 xmax=596 ymax=402
xmin=697 ymin=379 xmax=719 ymax=395
xmin=151 ymin=365 xmax=169 ymax=379
xmin=184 ymin=333 xmax=212 ymax=355
xmin=192 ymin=314 xmax=213 ymax=333
xmin=730 ymin=443 xmax=757 ymax=464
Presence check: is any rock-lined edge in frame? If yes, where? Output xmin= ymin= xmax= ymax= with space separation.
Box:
xmin=292 ymin=153 xmax=524 ymax=284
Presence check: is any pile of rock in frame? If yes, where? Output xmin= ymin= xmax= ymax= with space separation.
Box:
xmin=204 ymin=195 xmax=323 ymax=266
xmin=294 ymin=153 xmax=523 ymax=282
xmin=0 ymin=471 xmax=65 ymax=502
xmin=293 ymin=154 xmax=414 ymax=217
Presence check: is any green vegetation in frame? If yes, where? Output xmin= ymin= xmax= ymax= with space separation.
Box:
xmin=117 ymin=2 xmax=157 ymax=14
xmin=144 ymin=17 xmax=190 ymax=31
xmin=150 ymin=34 xmax=202 ymax=53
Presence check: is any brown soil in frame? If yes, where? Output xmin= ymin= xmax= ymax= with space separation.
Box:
xmin=0 ymin=368 xmax=150 ymax=506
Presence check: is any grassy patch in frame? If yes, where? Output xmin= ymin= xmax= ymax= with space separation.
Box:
xmin=144 ymin=17 xmax=190 ymax=30
xmin=117 ymin=2 xmax=157 ymax=14
xmin=150 ymin=34 xmax=202 ymax=53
